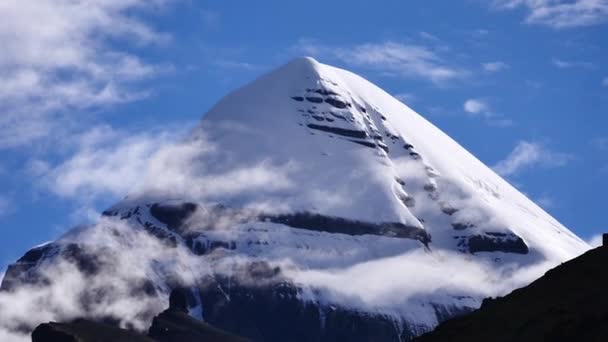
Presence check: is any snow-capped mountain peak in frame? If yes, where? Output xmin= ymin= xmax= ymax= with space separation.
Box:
xmin=126 ymin=55 xmax=585 ymax=260
xmin=0 ymin=57 xmax=589 ymax=342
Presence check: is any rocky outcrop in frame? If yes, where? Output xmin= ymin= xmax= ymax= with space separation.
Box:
xmin=32 ymin=319 xmax=155 ymax=342
xmin=30 ymin=290 xmax=249 ymax=342
xmin=414 ymin=245 xmax=608 ymax=342
xmin=454 ymin=232 xmax=529 ymax=255
xmin=148 ymin=289 xmax=250 ymax=342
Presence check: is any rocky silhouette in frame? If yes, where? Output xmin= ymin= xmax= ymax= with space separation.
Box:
xmin=31 ymin=289 xmax=249 ymax=342
xmin=415 ymin=242 xmax=608 ymax=342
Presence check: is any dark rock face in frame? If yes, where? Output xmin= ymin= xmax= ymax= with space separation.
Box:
xmin=149 ymin=202 xmax=198 ymax=231
xmin=349 ymin=138 xmax=378 ymax=149
xmin=31 ymin=319 xmax=155 ymax=342
xmin=0 ymin=243 xmax=101 ymax=292
xmin=168 ymin=288 xmax=189 ymax=313
xmin=324 ymin=97 xmax=348 ymax=109
xmin=414 ymin=246 xmax=608 ymax=342
xmin=465 ymin=233 xmax=528 ymax=254
xmin=194 ymin=270 xmax=473 ymax=342
xmin=30 ymin=291 xmax=249 ymax=342
xmin=144 ymin=202 xmax=431 ymax=246
xmin=261 ymin=211 xmax=431 ymax=246
xmin=306 ymin=123 xmax=368 ymax=139
xmin=148 ymin=308 xmax=250 ymax=342
xmin=32 ymin=324 xmax=78 ymax=342
xmin=0 ymin=244 xmax=55 ymax=291
xmin=198 ymin=276 xmax=412 ymax=342
xmin=305 ymin=96 xmax=324 ymax=104
xmin=1 ymin=203 xmax=491 ymax=342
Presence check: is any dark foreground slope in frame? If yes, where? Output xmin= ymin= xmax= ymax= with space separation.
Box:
xmin=415 ymin=244 xmax=608 ymax=342
xmin=31 ymin=290 xmax=250 ymax=342
xmin=32 ymin=320 xmax=155 ymax=342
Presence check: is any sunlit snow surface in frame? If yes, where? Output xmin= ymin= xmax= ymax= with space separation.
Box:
xmin=132 ymin=56 xmax=585 ymax=260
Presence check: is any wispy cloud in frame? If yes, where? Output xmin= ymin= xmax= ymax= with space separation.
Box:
xmin=464 ymin=99 xmax=491 ymax=116
xmin=602 ymin=77 xmax=608 ymax=86
xmin=463 ymin=98 xmax=513 ymax=127
xmin=419 ymin=31 xmax=439 ymax=41
xmin=0 ymin=0 xmax=171 ymax=149
xmin=587 ymin=234 xmax=603 ymax=248
xmin=493 ymin=141 xmax=573 ymax=176
xmin=0 ymin=217 xmax=207 ymax=341
xmin=535 ymin=194 xmax=556 ymax=209
xmin=30 ymin=122 xmax=298 ymax=221
xmin=482 ymin=61 xmax=509 ymax=72
xmin=36 ymin=125 xmax=177 ymax=202
xmin=394 ymin=93 xmax=417 ymax=104
xmin=214 ymin=60 xmax=264 ymax=71
xmin=294 ymin=39 xmax=468 ymax=85
xmin=552 ymin=58 xmax=594 ymax=69
xmin=491 ymin=0 xmax=608 ymax=28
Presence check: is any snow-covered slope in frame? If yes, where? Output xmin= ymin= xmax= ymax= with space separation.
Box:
xmin=0 ymin=57 xmax=590 ymax=341
xmin=128 ymin=56 xmax=586 ymax=260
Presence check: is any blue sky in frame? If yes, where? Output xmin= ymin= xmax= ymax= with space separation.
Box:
xmin=0 ymin=0 xmax=607 ymax=271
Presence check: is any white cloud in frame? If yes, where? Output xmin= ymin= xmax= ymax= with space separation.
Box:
xmin=482 ymin=61 xmax=509 ymax=72
xmin=464 ymin=98 xmax=491 ymax=116
xmin=491 ymin=0 xmax=608 ymax=28
xmin=215 ymin=60 xmax=264 ymax=71
xmin=0 ymin=218 xmax=207 ymax=341
xmin=295 ymin=40 xmax=468 ymax=84
xmin=463 ymin=98 xmax=512 ymax=126
xmin=419 ymin=31 xmax=439 ymax=41
xmin=536 ymin=194 xmax=555 ymax=209
xmin=493 ymin=141 xmax=573 ymax=176
xmin=32 ymin=123 xmax=297 ymax=218
xmin=288 ymin=248 xmax=560 ymax=319
xmin=587 ymin=234 xmax=604 ymax=248
xmin=39 ymin=125 xmax=175 ymax=202
xmin=394 ymin=93 xmax=416 ymax=104
xmin=0 ymin=0 xmax=171 ymax=149
xmin=552 ymin=58 xmax=594 ymax=69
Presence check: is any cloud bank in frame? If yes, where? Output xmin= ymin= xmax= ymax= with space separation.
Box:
xmin=0 ymin=0 xmax=171 ymax=149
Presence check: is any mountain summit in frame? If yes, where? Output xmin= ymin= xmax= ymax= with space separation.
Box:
xmin=0 ymin=57 xmax=589 ymax=341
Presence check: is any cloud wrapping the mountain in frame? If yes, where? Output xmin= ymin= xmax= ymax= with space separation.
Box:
xmin=0 ymin=213 xmax=566 ymax=341
xmin=0 ymin=131 xmax=586 ymax=340
xmin=0 ymin=218 xmax=206 ymax=341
